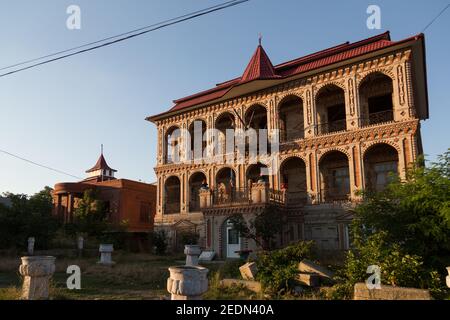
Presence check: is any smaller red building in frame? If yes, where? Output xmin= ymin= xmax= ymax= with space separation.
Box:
xmin=53 ymin=153 xmax=156 ymax=234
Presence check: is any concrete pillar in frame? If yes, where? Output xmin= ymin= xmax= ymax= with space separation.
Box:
xmin=184 ymin=245 xmax=201 ymax=266
xmin=98 ymin=244 xmax=115 ymax=266
xmin=199 ymin=188 xmax=211 ymax=208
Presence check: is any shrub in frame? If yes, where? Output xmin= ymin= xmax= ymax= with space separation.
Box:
xmin=149 ymin=230 xmax=168 ymax=255
xmin=256 ymin=241 xmax=314 ymax=294
xmin=179 ymin=230 xmax=199 ymax=247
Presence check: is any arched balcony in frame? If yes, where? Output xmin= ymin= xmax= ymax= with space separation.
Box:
xmin=319 ymin=151 xmax=350 ymax=202
xmin=359 ymin=72 xmax=394 ymax=126
xmin=215 ymin=112 xmax=235 ymax=155
xmin=244 ymin=104 xmax=268 ymax=156
xmin=188 ymin=171 xmax=207 ymax=212
xmin=363 ymin=143 xmax=399 ymax=192
xmin=165 ymin=126 xmax=181 ymax=164
xmin=188 ymin=120 xmax=207 ymax=160
xmin=278 ymin=96 xmax=304 ymax=142
xmin=316 ymin=85 xmax=346 ymax=135
xmin=280 ymin=157 xmax=308 ymax=205
xmin=164 ymin=176 xmax=181 ymax=214
xmin=246 ymin=162 xmax=268 ymax=186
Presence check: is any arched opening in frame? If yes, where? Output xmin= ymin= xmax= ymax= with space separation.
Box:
xmin=316 ymin=85 xmax=346 ymax=134
xmin=244 ymin=105 xmax=268 ymax=156
xmin=246 ymin=162 xmax=268 ymax=186
xmin=278 ymin=96 xmax=304 ymax=142
xmin=214 ymin=167 xmax=243 ymax=205
xmin=165 ymin=126 xmax=181 ymax=164
xmin=215 ymin=112 xmax=235 ymax=155
xmin=319 ymin=151 xmax=350 ymax=202
xmin=188 ymin=171 xmax=207 ymax=212
xmin=188 ymin=120 xmax=207 ymax=160
xmin=164 ymin=176 xmax=181 ymax=214
xmin=280 ymin=157 xmax=307 ymax=205
xmin=363 ymin=143 xmax=399 ymax=192
xmin=359 ymin=72 xmax=394 ymax=126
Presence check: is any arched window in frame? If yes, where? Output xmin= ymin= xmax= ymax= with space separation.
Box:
xmin=364 ymin=144 xmax=399 ymax=191
xmin=164 ymin=176 xmax=181 ymax=214
xmin=244 ymin=105 xmax=268 ymax=156
xmin=278 ymin=96 xmax=304 ymax=142
xmin=189 ymin=172 xmax=207 ymax=212
xmin=316 ymin=85 xmax=346 ymax=134
xmin=165 ymin=126 xmax=181 ymax=164
xmin=319 ymin=151 xmax=350 ymax=202
xmin=359 ymin=72 xmax=394 ymax=126
xmin=188 ymin=120 xmax=207 ymax=160
xmin=280 ymin=157 xmax=307 ymax=205
xmin=215 ymin=112 xmax=235 ymax=155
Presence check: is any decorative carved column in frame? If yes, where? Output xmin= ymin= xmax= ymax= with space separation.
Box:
xmin=304 ymin=86 xmax=316 ymax=138
xmin=345 ymin=73 xmax=360 ymax=130
xmin=393 ymin=52 xmax=412 ymax=121
xmin=348 ymin=145 xmax=359 ymax=201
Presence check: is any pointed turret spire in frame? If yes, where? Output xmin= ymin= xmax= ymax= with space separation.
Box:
xmin=240 ymin=41 xmax=278 ymax=83
xmin=85 ymin=147 xmax=117 ymax=181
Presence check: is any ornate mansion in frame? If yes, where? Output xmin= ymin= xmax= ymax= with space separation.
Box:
xmin=146 ymin=32 xmax=428 ymax=258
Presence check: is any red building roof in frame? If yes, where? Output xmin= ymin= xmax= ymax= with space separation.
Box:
xmin=148 ymin=31 xmax=425 ymax=119
xmin=85 ymin=154 xmax=117 ymax=173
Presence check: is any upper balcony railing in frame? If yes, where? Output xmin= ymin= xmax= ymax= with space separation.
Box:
xmin=364 ymin=110 xmax=394 ymax=126
xmin=279 ymin=129 xmax=305 ymax=143
xmin=212 ymin=187 xmax=251 ymax=206
xmin=317 ymin=119 xmax=346 ymax=135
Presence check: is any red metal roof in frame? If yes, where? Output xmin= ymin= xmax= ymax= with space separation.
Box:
xmin=240 ymin=45 xmax=280 ymax=83
xmin=86 ymin=154 xmax=117 ymax=173
xmin=149 ymin=32 xmax=423 ymax=119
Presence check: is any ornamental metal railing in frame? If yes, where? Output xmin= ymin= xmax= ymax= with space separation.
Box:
xmin=211 ymin=187 xmax=251 ymax=206
xmin=317 ymin=119 xmax=347 ymax=135
xmin=365 ymin=110 xmax=394 ymax=126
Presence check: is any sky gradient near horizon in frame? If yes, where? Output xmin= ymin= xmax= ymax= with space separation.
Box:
xmin=1 ymin=0 xmax=449 ymax=195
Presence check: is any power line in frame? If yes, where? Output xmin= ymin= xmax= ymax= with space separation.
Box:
xmin=0 ymin=149 xmax=82 ymax=180
xmin=0 ymin=0 xmax=249 ymax=78
xmin=422 ymin=3 xmax=450 ymax=32
xmin=0 ymin=0 xmax=243 ymax=72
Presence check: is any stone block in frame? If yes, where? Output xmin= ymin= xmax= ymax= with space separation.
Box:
xmin=239 ymin=262 xmax=258 ymax=280
xmin=296 ymin=272 xmax=320 ymax=287
xmin=198 ymin=250 xmax=215 ymax=262
xmin=353 ymin=282 xmax=431 ymax=300
xmin=298 ymin=259 xmax=334 ymax=280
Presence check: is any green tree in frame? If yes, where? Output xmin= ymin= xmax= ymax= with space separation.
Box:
xmin=68 ymin=189 xmax=109 ymax=238
xmin=229 ymin=205 xmax=284 ymax=250
xmin=332 ymin=151 xmax=450 ymax=299
xmin=0 ymin=186 xmax=60 ymax=250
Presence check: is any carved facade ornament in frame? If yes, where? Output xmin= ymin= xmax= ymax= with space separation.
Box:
xmin=397 ymin=64 xmax=406 ymax=106
xmin=306 ymin=89 xmax=312 ymax=125
xmin=348 ymin=78 xmax=356 ymax=116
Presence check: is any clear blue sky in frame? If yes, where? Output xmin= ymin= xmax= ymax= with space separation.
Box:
xmin=0 ymin=0 xmax=449 ymax=195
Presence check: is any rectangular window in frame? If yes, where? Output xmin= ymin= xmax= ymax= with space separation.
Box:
xmin=332 ymin=167 xmax=350 ymax=192
xmin=374 ymin=162 xmax=397 ymax=191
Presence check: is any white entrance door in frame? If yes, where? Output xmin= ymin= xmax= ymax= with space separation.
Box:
xmin=226 ymin=224 xmax=240 ymax=258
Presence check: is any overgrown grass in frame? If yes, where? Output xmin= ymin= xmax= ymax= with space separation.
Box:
xmin=0 ymin=252 xmax=180 ymax=300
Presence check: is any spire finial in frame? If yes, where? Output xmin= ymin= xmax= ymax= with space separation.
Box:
xmin=101 ymin=144 xmax=103 ymax=155
xmin=258 ymin=33 xmax=262 ymax=46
